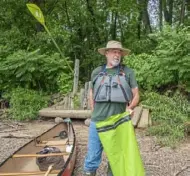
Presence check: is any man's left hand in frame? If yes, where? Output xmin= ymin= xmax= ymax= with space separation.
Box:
xmin=126 ymin=107 xmax=134 ymax=116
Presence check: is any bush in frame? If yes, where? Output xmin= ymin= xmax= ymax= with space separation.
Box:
xmin=124 ymin=26 xmax=190 ymax=92
xmin=124 ymin=53 xmax=174 ymax=90
xmin=4 ymin=88 xmax=49 ymax=121
xmin=0 ymin=49 xmax=73 ymax=92
xmin=57 ymin=72 xmax=73 ymax=94
xmin=141 ymin=91 xmax=189 ymax=147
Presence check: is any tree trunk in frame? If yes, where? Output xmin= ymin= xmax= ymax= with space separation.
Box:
xmin=179 ymin=0 xmax=186 ymax=25
xmin=86 ymin=0 xmax=100 ymax=42
xmin=159 ymin=0 xmax=163 ymax=31
xmin=168 ymin=0 xmax=173 ymax=25
xmin=163 ymin=0 xmax=173 ymax=25
xmin=118 ymin=16 xmax=124 ymax=42
xmin=137 ymin=0 xmax=152 ymax=38
xmin=39 ymin=109 xmax=92 ymax=119
xmin=111 ymin=11 xmax=118 ymax=39
xmin=187 ymin=0 xmax=190 ymax=13
xmin=143 ymin=7 xmax=152 ymax=33
xmin=137 ymin=11 xmax=142 ymax=39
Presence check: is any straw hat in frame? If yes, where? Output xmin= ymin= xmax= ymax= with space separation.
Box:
xmin=98 ymin=40 xmax=131 ymax=56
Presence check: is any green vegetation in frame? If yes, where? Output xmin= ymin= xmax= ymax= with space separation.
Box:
xmin=123 ymin=26 xmax=189 ymax=146
xmin=124 ymin=26 xmax=190 ymax=92
xmin=3 ymin=88 xmax=49 ymax=121
xmin=0 ymin=0 xmax=189 ymax=146
xmin=141 ymin=92 xmax=189 ymax=147
xmin=57 ymin=73 xmax=73 ymax=94
xmin=73 ymin=94 xmax=81 ymax=109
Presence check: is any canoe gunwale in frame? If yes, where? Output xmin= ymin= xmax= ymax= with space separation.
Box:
xmin=57 ymin=122 xmax=76 ymax=176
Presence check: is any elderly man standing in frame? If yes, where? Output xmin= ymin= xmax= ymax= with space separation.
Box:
xmin=83 ymin=40 xmax=144 ymax=176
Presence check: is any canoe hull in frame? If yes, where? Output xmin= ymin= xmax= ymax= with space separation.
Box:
xmin=0 ymin=122 xmax=77 ymax=176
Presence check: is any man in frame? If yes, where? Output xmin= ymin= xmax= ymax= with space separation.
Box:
xmin=83 ymin=40 xmax=139 ymax=176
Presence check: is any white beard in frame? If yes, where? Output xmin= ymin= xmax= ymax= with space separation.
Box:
xmin=111 ymin=59 xmax=120 ymax=67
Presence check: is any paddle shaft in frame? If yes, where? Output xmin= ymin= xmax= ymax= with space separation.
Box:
xmin=44 ymin=165 xmax=53 ymax=176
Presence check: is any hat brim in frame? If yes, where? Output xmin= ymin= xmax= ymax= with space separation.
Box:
xmin=98 ymin=48 xmax=131 ymax=56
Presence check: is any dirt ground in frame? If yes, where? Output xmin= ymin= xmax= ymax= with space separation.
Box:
xmin=0 ymin=119 xmax=189 ymax=176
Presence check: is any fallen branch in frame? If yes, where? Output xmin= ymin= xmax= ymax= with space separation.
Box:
xmin=4 ymin=124 xmax=17 ymax=128
xmin=0 ymin=128 xmax=27 ymax=133
xmin=1 ymin=134 xmax=33 ymax=139
xmin=3 ymin=122 xmax=24 ymax=128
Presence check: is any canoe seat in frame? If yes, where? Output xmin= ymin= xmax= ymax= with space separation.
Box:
xmin=36 ymin=138 xmax=74 ymax=147
xmin=13 ymin=152 xmax=70 ymax=158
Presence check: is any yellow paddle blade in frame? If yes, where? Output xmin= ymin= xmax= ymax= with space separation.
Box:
xmin=26 ymin=3 xmax=45 ymax=25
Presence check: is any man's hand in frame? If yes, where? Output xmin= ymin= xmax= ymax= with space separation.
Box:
xmin=126 ymin=107 xmax=134 ymax=116
xmin=126 ymin=87 xmax=139 ymax=117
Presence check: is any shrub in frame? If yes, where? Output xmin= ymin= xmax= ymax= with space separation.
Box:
xmin=141 ymin=91 xmax=189 ymax=147
xmin=4 ymin=88 xmax=49 ymax=121
xmin=124 ymin=26 xmax=190 ymax=92
xmin=0 ymin=50 xmax=72 ymax=92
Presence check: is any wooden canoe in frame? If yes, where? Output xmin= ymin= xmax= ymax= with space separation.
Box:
xmin=0 ymin=121 xmax=76 ymax=176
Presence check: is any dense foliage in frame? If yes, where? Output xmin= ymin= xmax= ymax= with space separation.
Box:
xmin=0 ymin=0 xmax=189 ymax=146
xmin=124 ymin=26 xmax=190 ymax=92
xmin=141 ymin=91 xmax=189 ymax=147
xmin=3 ymin=88 xmax=49 ymax=120
xmin=0 ymin=50 xmax=72 ymax=92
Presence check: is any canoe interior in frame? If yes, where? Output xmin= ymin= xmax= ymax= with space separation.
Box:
xmin=0 ymin=122 xmax=75 ymax=176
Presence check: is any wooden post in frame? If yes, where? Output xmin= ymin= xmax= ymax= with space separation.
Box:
xmin=87 ymin=81 xmax=91 ymax=110
xmin=68 ymin=94 xmax=71 ymax=110
xmin=80 ymin=88 xmax=85 ymax=109
xmin=73 ymin=59 xmax=80 ymax=95
xmin=70 ymin=93 xmax=74 ymax=110
xmin=64 ymin=96 xmax=69 ymax=110
xmin=83 ymin=82 xmax=89 ymax=109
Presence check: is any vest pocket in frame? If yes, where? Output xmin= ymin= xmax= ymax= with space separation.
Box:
xmin=110 ymin=84 xmax=127 ymax=103
xmin=95 ymin=83 xmax=109 ymax=102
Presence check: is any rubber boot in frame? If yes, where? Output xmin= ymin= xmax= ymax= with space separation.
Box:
xmin=83 ymin=171 xmax=96 ymax=176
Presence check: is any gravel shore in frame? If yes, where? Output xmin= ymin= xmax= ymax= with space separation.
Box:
xmin=0 ymin=119 xmax=189 ymax=176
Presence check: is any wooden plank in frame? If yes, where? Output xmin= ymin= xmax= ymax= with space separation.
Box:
xmin=39 ymin=109 xmax=91 ymax=119
xmin=63 ymin=96 xmax=69 ymax=110
xmin=80 ymin=88 xmax=85 ymax=109
xmin=0 ymin=170 xmax=60 ymax=176
xmin=41 ymin=140 xmax=73 ymax=145
xmin=70 ymin=94 xmax=74 ymax=110
xmin=68 ymin=94 xmax=71 ymax=110
xmin=13 ymin=152 xmax=69 ymax=158
xmin=131 ymin=106 xmax=143 ymax=127
xmin=148 ymin=113 xmax=152 ymax=127
xmin=83 ymin=82 xmax=89 ymax=109
xmin=137 ymin=108 xmax=149 ymax=128
xmin=87 ymin=81 xmax=91 ymax=110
